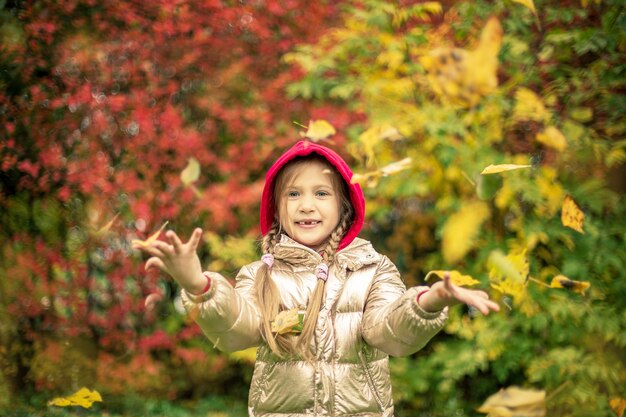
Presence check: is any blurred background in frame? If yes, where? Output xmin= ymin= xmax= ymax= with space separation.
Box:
xmin=1 ymin=0 xmax=624 ymax=416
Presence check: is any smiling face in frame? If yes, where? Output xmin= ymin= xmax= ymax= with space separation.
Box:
xmin=275 ymin=159 xmax=343 ymax=251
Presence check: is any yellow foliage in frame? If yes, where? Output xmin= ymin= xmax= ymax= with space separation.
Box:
xmin=512 ymin=0 xmax=538 ymax=16
xmin=513 ymin=88 xmax=551 ymax=123
xmin=610 ymin=397 xmax=626 ymax=417
xmin=561 ymin=195 xmax=585 ymax=234
xmin=536 ymin=126 xmax=567 ymax=152
xmin=535 ymin=166 xmax=565 ymax=217
xmin=478 ymin=386 xmax=546 ymax=417
xmin=441 ymin=201 xmax=490 ymax=264
xmin=48 ymin=387 xmax=103 ymax=408
xmin=420 ymin=17 xmax=503 ymax=107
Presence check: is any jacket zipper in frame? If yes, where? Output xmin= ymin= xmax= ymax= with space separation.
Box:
xmin=358 ymin=350 xmax=384 ymax=410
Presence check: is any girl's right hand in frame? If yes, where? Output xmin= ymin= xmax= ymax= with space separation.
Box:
xmin=133 ymin=228 xmax=207 ymax=294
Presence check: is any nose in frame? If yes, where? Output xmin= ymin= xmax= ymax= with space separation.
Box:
xmin=298 ymin=195 xmax=316 ymax=213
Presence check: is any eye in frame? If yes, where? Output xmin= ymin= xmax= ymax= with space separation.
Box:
xmin=316 ymin=190 xmax=331 ymax=197
xmin=287 ymin=190 xmax=299 ymax=198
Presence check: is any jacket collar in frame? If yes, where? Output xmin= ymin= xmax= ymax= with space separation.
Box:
xmin=274 ymin=235 xmax=381 ymax=272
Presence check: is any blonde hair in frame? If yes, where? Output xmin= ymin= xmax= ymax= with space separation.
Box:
xmin=254 ymin=155 xmax=354 ymax=359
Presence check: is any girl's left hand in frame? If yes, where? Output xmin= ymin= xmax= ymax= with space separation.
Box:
xmin=419 ymin=273 xmax=500 ymax=315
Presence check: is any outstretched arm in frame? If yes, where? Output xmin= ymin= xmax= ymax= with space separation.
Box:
xmin=418 ymin=273 xmax=500 ymax=315
xmin=133 ymin=228 xmax=261 ymax=351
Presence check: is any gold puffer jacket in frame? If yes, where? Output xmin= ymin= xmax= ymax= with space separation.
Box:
xmin=181 ymin=235 xmax=448 ymax=416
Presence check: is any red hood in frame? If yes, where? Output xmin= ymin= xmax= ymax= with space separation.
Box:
xmin=260 ymin=141 xmax=365 ymax=251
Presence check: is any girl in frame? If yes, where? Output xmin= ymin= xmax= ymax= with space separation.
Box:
xmin=134 ymin=140 xmax=499 ymax=416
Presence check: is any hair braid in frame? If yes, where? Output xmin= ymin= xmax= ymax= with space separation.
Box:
xmin=297 ymin=212 xmax=352 ymax=357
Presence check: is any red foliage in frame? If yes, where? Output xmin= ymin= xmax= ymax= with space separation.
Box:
xmin=0 ymin=0 xmax=351 ymax=398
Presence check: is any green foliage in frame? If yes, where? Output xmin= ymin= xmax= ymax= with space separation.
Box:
xmin=285 ymin=0 xmax=626 ymax=415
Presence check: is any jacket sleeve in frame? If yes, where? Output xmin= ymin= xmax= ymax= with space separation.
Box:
xmin=361 ymin=256 xmax=448 ymax=357
xmin=180 ymin=264 xmax=262 ymax=352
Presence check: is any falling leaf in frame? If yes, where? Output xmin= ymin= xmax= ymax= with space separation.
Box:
xmin=610 ymin=397 xmax=626 ymax=417
xmin=425 ymin=270 xmax=481 ymax=286
xmin=478 ymin=386 xmax=546 ymax=417
xmin=512 ymin=0 xmax=537 ymax=16
xmin=488 ymin=250 xmax=534 ymax=315
xmin=550 ymin=275 xmax=590 ymax=295
xmin=442 ymin=201 xmax=490 ymax=264
xmin=536 ymin=126 xmax=567 ymax=152
xmin=132 ymin=221 xmax=169 ymax=248
xmin=481 ymin=164 xmax=532 ymax=175
xmin=270 ymin=308 xmax=303 ymax=335
xmin=303 ymin=119 xmax=336 ymax=142
xmin=92 ymin=213 xmax=119 ymax=237
xmin=351 ymin=158 xmax=412 ymax=187
xmin=180 ymin=157 xmax=201 ymax=186
xmin=561 ymin=195 xmax=584 ymax=233
xmin=48 ymin=387 xmax=103 ymax=409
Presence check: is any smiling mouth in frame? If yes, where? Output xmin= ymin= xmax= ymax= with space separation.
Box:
xmin=296 ymin=221 xmax=321 ymax=226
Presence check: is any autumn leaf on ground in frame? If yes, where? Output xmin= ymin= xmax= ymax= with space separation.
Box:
xmin=477 ymin=386 xmax=545 ymax=417
xmin=425 ymin=270 xmax=481 ymax=286
xmin=180 ymin=157 xmax=200 ymax=186
xmin=610 ymin=397 xmax=626 ymax=417
xmin=550 ymin=275 xmax=590 ymax=295
xmin=303 ymin=119 xmax=336 ymax=142
xmin=132 ymin=221 xmax=169 ymax=248
xmin=271 ymin=308 xmax=303 ymax=334
xmin=561 ymin=195 xmax=584 ymax=234
xmin=481 ymin=164 xmax=532 ymax=175
xmin=441 ymin=201 xmax=490 ymax=264
xmin=48 ymin=387 xmax=103 ymax=408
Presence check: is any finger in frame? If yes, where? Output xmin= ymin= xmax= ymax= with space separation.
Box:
xmin=145 ymin=256 xmax=168 ymax=273
xmin=166 ymin=230 xmax=184 ymax=253
xmin=188 ymin=228 xmax=203 ymax=251
xmin=152 ymin=240 xmax=175 ymax=256
xmin=137 ymin=243 xmax=168 ymax=259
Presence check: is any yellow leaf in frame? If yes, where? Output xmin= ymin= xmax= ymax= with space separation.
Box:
xmin=229 ymin=347 xmax=258 ymax=364
xmin=488 ymin=250 xmax=529 ymax=285
xmin=180 ymin=157 xmax=201 ymax=186
xmin=304 ymin=119 xmax=336 ymax=142
xmin=478 ymin=386 xmax=545 ymax=417
xmin=512 ymin=0 xmax=537 ymax=15
xmin=270 ymin=308 xmax=303 ymax=335
xmin=442 ymin=201 xmax=490 ymax=264
xmin=351 ymin=158 xmax=412 ymax=188
xmin=380 ymin=158 xmax=412 ymax=177
xmin=425 ymin=270 xmax=481 ymax=286
xmin=513 ymin=88 xmax=550 ymax=123
xmin=92 ymin=213 xmax=119 ymax=237
xmin=48 ymin=387 xmax=103 ymax=408
xmin=481 ymin=164 xmax=532 ymax=175
xmin=610 ymin=397 xmax=626 ymax=417
xmin=131 ymin=221 xmax=169 ymax=248
xmin=561 ymin=195 xmax=584 ymax=233
xmin=536 ymin=126 xmax=567 ymax=152
xmin=550 ymin=275 xmax=590 ymax=295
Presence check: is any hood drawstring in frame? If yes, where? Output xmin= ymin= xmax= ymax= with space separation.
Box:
xmin=261 ymin=254 xmax=275 ymax=268
xmin=315 ymin=263 xmax=329 ymax=281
